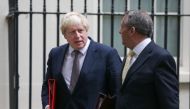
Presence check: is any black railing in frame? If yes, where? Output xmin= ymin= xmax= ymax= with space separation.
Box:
xmin=176 ymin=0 xmax=181 ymax=80
xmin=7 ymin=0 xmax=189 ymax=109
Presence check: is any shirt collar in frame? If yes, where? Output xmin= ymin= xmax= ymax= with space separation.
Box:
xmin=68 ymin=38 xmax=90 ymax=56
xmin=133 ymin=38 xmax=151 ymax=56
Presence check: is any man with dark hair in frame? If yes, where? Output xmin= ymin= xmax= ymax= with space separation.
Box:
xmin=116 ymin=10 xmax=179 ymax=109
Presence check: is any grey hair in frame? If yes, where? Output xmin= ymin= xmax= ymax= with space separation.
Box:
xmin=123 ymin=10 xmax=153 ymax=37
xmin=60 ymin=12 xmax=89 ymax=34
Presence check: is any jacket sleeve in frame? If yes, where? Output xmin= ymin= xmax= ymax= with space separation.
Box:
xmin=106 ymin=48 xmax=122 ymax=96
xmin=154 ymin=54 xmax=179 ymax=109
xmin=41 ymin=49 xmax=53 ymax=109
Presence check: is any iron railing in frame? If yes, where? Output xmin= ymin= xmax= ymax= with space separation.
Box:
xmin=7 ymin=0 xmax=189 ymax=109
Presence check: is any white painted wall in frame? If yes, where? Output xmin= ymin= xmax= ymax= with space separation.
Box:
xmin=0 ymin=0 xmax=189 ymax=109
xmin=179 ymin=0 xmax=190 ymax=108
xmin=0 ymin=0 xmax=9 ymax=109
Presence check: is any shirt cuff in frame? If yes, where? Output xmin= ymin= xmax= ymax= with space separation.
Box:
xmin=45 ymin=105 xmax=49 ymax=109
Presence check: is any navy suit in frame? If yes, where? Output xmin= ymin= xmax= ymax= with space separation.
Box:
xmin=116 ymin=41 xmax=179 ymax=109
xmin=41 ymin=38 xmax=122 ymax=109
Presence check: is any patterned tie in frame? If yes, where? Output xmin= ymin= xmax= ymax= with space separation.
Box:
xmin=70 ymin=50 xmax=80 ymax=92
xmin=122 ymin=50 xmax=136 ymax=83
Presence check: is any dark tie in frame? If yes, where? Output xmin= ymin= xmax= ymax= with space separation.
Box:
xmin=70 ymin=50 xmax=80 ymax=92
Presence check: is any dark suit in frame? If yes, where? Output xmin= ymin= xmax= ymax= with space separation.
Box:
xmin=41 ymin=38 xmax=122 ymax=109
xmin=116 ymin=41 xmax=179 ymax=109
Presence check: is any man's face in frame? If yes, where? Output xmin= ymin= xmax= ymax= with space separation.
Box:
xmin=64 ymin=24 xmax=88 ymax=50
xmin=119 ymin=17 xmax=131 ymax=48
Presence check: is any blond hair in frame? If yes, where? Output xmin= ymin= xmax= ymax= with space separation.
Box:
xmin=60 ymin=12 xmax=89 ymax=35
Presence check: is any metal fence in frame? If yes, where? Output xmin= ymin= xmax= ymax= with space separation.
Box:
xmin=7 ymin=0 xmax=187 ymax=109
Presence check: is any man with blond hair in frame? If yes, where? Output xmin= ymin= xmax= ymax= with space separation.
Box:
xmin=41 ymin=12 xmax=122 ymax=109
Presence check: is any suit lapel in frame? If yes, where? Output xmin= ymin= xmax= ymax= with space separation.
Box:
xmin=55 ymin=45 xmax=71 ymax=93
xmin=57 ymin=72 xmax=71 ymax=94
xmin=121 ymin=41 xmax=154 ymax=88
xmin=56 ymin=45 xmax=69 ymax=73
xmin=80 ymin=42 xmax=97 ymax=74
xmin=121 ymin=56 xmax=127 ymax=73
xmin=73 ymin=40 xmax=98 ymax=92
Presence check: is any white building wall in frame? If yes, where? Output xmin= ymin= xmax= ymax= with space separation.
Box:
xmin=0 ymin=0 xmax=189 ymax=109
xmin=179 ymin=0 xmax=190 ymax=108
xmin=0 ymin=0 xmax=9 ymax=109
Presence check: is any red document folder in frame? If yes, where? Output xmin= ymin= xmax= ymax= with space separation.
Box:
xmin=48 ymin=79 xmax=56 ymax=109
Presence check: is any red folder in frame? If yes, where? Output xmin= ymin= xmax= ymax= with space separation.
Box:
xmin=48 ymin=79 xmax=56 ymax=109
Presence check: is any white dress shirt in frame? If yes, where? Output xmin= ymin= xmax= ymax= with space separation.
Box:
xmin=130 ymin=38 xmax=151 ymax=66
xmin=62 ymin=38 xmax=90 ymax=88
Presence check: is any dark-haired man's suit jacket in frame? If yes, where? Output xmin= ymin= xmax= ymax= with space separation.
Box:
xmin=41 ymin=38 xmax=122 ymax=109
xmin=116 ymin=41 xmax=179 ymax=109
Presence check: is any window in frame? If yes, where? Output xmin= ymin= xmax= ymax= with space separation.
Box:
xmin=102 ymin=0 xmax=179 ymax=57
xmin=154 ymin=0 xmax=179 ymax=56
xmin=102 ymin=0 xmax=125 ymax=56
